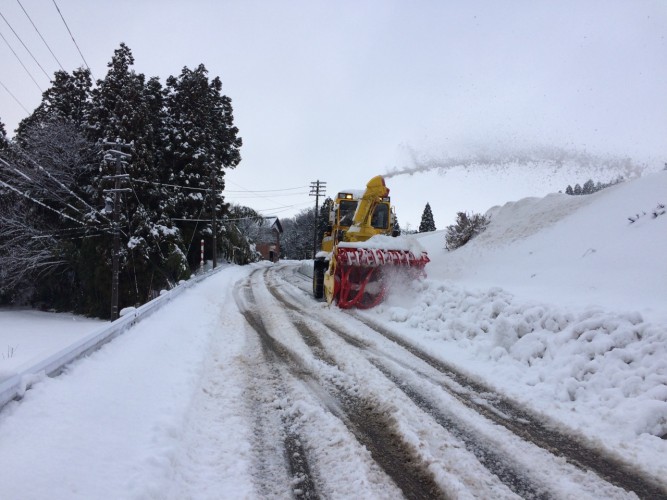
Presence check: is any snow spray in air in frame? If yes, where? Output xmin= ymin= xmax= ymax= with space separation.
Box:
xmin=384 ymin=145 xmax=649 ymax=182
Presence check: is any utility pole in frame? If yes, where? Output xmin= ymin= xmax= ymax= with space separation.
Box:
xmin=211 ymin=169 xmax=217 ymax=269
xmin=103 ymin=141 xmax=132 ymax=321
xmin=309 ymin=180 xmax=326 ymax=259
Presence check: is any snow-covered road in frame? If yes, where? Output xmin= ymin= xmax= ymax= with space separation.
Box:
xmin=2 ymin=261 xmax=663 ymax=499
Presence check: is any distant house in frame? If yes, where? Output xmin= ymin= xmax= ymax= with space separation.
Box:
xmin=256 ymin=217 xmax=283 ymax=262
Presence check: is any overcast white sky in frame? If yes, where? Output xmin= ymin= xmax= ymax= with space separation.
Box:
xmin=1 ymin=0 xmax=665 ymax=229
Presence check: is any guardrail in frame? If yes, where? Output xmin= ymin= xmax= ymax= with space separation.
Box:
xmin=0 ymin=265 xmax=227 ymax=410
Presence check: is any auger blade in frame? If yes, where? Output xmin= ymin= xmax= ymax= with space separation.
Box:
xmin=332 ymin=246 xmax=429 ymax=309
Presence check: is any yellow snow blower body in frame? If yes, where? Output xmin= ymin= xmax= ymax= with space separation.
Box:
xmin=312 ymin=175 xmax=429 ymax=309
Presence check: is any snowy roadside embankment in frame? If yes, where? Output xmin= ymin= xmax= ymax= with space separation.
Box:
xmin=0 ymin=264 xmax=259 ymax=499
xmin=365 ymin=171 xmax=667 ymax=481
xmin=0 ymin=265 xmax=229 ymax=408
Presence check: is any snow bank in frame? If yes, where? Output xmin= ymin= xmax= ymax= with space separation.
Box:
xmin=421 ymin=171 xmax=667 ymax=322
xmin=368 ymin=172 xmax=667 ymax=479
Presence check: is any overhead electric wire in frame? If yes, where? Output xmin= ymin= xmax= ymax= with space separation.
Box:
xmin=51 ymin=0 xmax=93 ymax=79
xmin=1 ymin=159 xmax=83 ymax=215
xmin=132 ymin=178 xmax=209 ymax=192
xmin=0 ymin=177 xmax=87 ymax=226
xmin=228 ymin=191 xmax=308 ymax=199
xmin=225 ymin=179 xmax=309 ymax=210
xmin=6 ymin=150 xmax=111 ymax=223
xmin=0 ymin=9 xmax=51 ymax=80
xmin=0 ymin=78 xmax=29 ymax=113
xmin=0 ymin=28 xmax=42 ymax=91
xmin=224 ymin=185 xmax=309 ymax=193
xmin=16 ymin=0 xmax=65 ymax=71
xmin=254 ymin=200 xmax=313 ymax=215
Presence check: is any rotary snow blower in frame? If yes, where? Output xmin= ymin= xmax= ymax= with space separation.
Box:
xmin=312 ymin=175 xmax=429 ymax=309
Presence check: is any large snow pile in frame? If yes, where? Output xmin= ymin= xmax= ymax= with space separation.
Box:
xmin=370 ymin=171 xmax=667 ymax=476
xmin=423 ymin=171 xmax=667 ymax=320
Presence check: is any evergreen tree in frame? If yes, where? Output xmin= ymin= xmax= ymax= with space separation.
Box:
xmin=573 ymin=183 xmax=582 ymax=195
xmin=582 ymin=179 xmax=595 ymax=194
xmin=0 ymin=119 xmax=7 ymax=151
xmin=445 ymin=211 xmax=489 ymax=250
xmin=565 ymin=185 xmax=573 ymax=195
xmin=223 ymin=204 xmax=263 ymax=264
xmin=317 ymin=197 xmax=333 ymax=247
xmin=392 ymin=211 xmax=401 ymax=236
xmin=88 ymin=43 xmax=187 ymax=313
xmin=164 ymin=63 xmax=242 ymax=267
xmin=418 ymin=202 xmax=436 ymax=232
xmin=16 ymin=68 xmax=93 ymax=142
xmin=1 ymin=44 xmax=244 ymax=316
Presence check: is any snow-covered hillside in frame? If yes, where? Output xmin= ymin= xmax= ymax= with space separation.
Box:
xmin=421 ymin=170 xmax=667 ymax=321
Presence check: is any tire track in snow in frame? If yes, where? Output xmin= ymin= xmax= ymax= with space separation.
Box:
xmin=350 ymin=313 xmax=667 ymax=500
xmin=241 ymin=269 xmax=449 ymax=499
xmin=234 ymin=273 xmax=320 ymax=500
xmin=268 ymin=264 xmax=666 ymax=499
xmin=265 ymin=268 xmax=547 ymax=499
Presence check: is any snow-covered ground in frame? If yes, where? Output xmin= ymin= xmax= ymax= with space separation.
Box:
xmin=365 ymin=170 xmax=667 ymax=479
xmin=0 ymin=309 xmax=104 ymax=383
xmin=0 ymin=171 xmax=665 ymax=497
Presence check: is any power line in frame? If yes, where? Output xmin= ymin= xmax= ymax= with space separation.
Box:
xmin=132 ymin=178 xmax=209 ymax=192
xmin=0 ymin=155 xmax=113 ymax=229
xmin=227 ymin=191 xmax=308 ymax=199
xmin=51 ymin=0 xmax=93 ymax=79
xmin=133 ymin=178 xmax=309 ymax=197
xmin=0 ymin=177 xmax=87 ymax=226
xmin=6 ymin=149 xmax=111 ymax=223
xmin=16 ymin=0 xmax=65 ymax=71
xmin=0 ymin=78 xmax=29 ymax=113
xmin=224 ymin=185 xmax=309 ymax=193
xmin=225 ymin=179 xmax=309 ymax=210
xmin=0 ymin=28 xmax=42 ymax=91
xmin=254 ymin=200 xmax=313 ymax=215
xmin=0 ymin=9 xmax=51 ymax=80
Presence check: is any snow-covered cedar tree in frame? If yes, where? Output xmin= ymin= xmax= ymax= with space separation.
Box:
xmin=2 ymin=44 xmax=245 ymax=316
xmin=222 ymin=204 xmax=263 ymax=264
xmin=582 ymin=179 xmax=595 ymax=194
xmin=317 ymin=197 xmax=334 ymax=244
xmin=0 ymin=118 xmax=8 ymax=149
xmin=392 ymin=211 xmax=401 ymax=236
xmin=16 ymin=68 xmax=93 ymax=144
xmin=445 ymin=211 xmax=489 ymax=251
xmin=164 ymin=63 xmax=242 ymax=267
xmin=419 ymin=202 xmax=436 ymax=232
xmin=564 ymin=177 xmax=624 ymax=196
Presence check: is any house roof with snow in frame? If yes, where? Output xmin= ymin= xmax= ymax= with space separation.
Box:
xmin=261 ymin=216 xmax=283 ymax=233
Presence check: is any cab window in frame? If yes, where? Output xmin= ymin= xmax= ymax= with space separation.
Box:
xmin=338 ymin=200 xmax=358 ymax=226
xmin=371 ymin=204 xmax=389 ymax=229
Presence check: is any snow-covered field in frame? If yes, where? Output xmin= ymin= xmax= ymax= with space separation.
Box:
xmin=0 ymin=309 xmax=104 ymax=383
xmin=0 ymin=171 xmax=665 ymax=497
